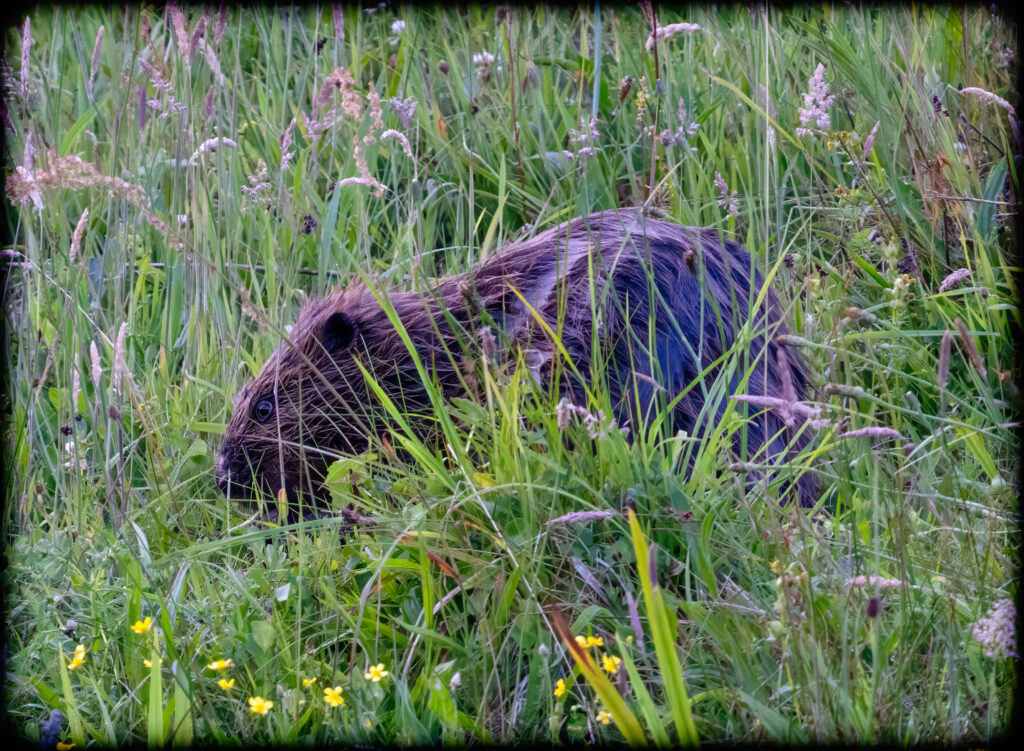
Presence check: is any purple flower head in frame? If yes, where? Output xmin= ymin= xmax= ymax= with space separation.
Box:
xmin=797 ymin=63 xmax=835 ymax=137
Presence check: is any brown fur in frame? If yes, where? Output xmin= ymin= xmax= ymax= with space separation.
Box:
xmin=215 ymin=209 xmax=816 ymax=513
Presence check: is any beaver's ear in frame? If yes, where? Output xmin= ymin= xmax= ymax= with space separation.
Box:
xmin=319 ymin=311 xmax=357 ymax=352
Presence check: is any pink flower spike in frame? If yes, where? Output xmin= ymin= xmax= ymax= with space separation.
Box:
xmin=862 ymin=120 xmax=880 ymax=161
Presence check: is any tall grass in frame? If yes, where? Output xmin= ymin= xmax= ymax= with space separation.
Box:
xmin=2 ymin=4 xmax=1018 ymax=745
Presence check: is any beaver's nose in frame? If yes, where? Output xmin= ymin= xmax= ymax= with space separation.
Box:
xmin=214 ymin=452 xmax=231 ymax=497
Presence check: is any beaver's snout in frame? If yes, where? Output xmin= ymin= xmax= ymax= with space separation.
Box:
xmin=214 ymin=435 xmax=333 ymax=515
xmin=214 ymin=442 xmax=252 ymax=500
xmin=214 ymin=438 xmax=276 ymax=502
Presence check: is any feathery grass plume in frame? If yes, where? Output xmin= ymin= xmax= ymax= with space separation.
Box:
xmin=714 ymin=171 xmax=739 ymax=217
xmin=549 ymin=510 xmax=619 ymax=525
xmin=656 ymin=98 xmax=699 ymax=149
xmin=240 ymin=159 xmax=272 ymax=209
xmin=938 ymin=329 xmax=953 ymax=388
xmin=332 ymin=5 xmax=344 ymax=43
xmin=823 ymin=382 xmax=868 ymax=399
xmin=939 ymin=267 xmax=972 ymax=292
xmin=22 ymin=128 xmax=35 ymax=174
xmin=71 ymin=366 xmax=81 ymax=414
xmin=313 ymin=66 xmax=361 ymax=118
xmin=20 ymin=17 xmax=31 ymax=100
xmin=555 ymin=397 xmax=573 ymax=430
xmin=388 ymin=96 xmax=416 ymax=129
xmin=839 ymin=426 xmax=904 ymax=441
xmin=197 ymin=39 xmax=225 ymax=86
xmin=336 ymin=135 xmax=385 ymax=197
xmin=954 ymin=317 xmax=987 ymax=378
xmin=168 ymin=3 xmax=190 ymax=61
xmin=971 ymin=599 xmax=1017 ymax=658
xmin=6 ymin=152 xmax=173 ymax=241
xmin=69 ymin=208 xmax=89 ymax=262
xmin=279 ymin=119 xmax=296 ymax=171
xmin=364 ymin=91 xmax=383 ymax=143
xmin=88 ymin=26 xmax=104 ymax=96
xmin=731 ymin=394 xmax=822 ymax=424
xmin=188 ymin=14 xmax=208 ymax=65
xmin=138 ymin=58 xmax=172 ymax=93
xmin=617 ymin=75 xmax=634 ymax=103
xmin=862 ymin=120 xmax=880 ymax=160
xmin=213 ymin=3 xmax=228 ymax=47
xmin=957 ymin=86 xmax=1015 ymax=116
xmin=645 ymin=21 xmax=700 ymax=50
xmin=14 ymin=132 xmax=43 ymax=211
xmin=846 ymin=575 xmax=904 ymax=589
xmin=89 ymin=340 xmax=102 ymax=393
xmin=188 ymin=137 xmax=237 ymax=164
xmin=381 ymin=130 xmax=417 ymax=179
xmin=796 ymin=63 xmax=835 ymax=137
xmin=113 ymin=322 xmax=128 ymax=396
xmin=806 ymin=418 xmax=834 ymax=431
xmin=553 ymin=398 xmax=624 ymax=440
xmin=563 ymin=116 xmax=601 ymax=161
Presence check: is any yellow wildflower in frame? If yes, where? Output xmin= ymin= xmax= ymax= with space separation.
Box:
xmin=302 ymin=677 xmax=317 ymax=687
xmin=143 ymin=658 xmax=162 ymax=668
xmin=364 ymin=719 xmax=372 ymax=729
xmin=364 ymin=663 xmax=389 ymax=682
xmin=324 ymin=686 xmax=345 ymax=707
xmin=130 ymin=616 xmax=153 ymax=634
xmin=56 ymin=743 xmax=75 ymax=751
xmin=218 ymin=678 xmax=235 ymax=690
xmin=206 ymin=659 xmax=234 ymax=671
xmin=248 ymin=696 xmax=273 ymax=715
xmin=553 ymin=679 xmax=567 ymax=698
xmin=586 ymin=635 xmax=604 ymax=648
xmin=601 ymin=654 xmax=621 ymax=674
xmin=67 ymin=644 xmax=86 ymax=670
xmin=597 ymin=709 xmax=612 ymax=725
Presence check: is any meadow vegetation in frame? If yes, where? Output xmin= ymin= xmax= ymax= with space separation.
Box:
xmin=2 ymin=3 xmax=1019 ymax=745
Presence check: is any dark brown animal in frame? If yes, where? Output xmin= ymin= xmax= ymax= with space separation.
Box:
xmin=215 ymin=209 xmax=816 ymax=514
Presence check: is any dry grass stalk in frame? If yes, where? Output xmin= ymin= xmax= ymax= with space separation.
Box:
xmin=839 ymin=426 xmax=904 ymax=441
xmin=549 ymin=510 xmax=619 ymax=525
xmin=954 ymin=317 xmax=987 ymax=378
xmin=69 ymin=208 xmax=89 ymax=262
xmin=88 ymin=26 xmax=104 ymax=96
xmin=938 ymin=329 xmax=953 ymax=388
xmin=5 ymin=151 xmax=177 ymax=246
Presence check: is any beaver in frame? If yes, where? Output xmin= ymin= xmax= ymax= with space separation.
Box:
xmin=215 ymin=208 xmax=816 ymax=514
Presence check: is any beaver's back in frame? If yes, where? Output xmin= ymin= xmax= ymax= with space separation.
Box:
xmin=466 ymin=209 xmax=815 ymax=505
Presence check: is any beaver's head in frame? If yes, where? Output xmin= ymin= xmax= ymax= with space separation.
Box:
xmin=215 ymin=291 xmax=379 ymax=510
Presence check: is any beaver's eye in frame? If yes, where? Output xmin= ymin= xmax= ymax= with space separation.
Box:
xmin=253 ymin=398 xmax=275 ymax=424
